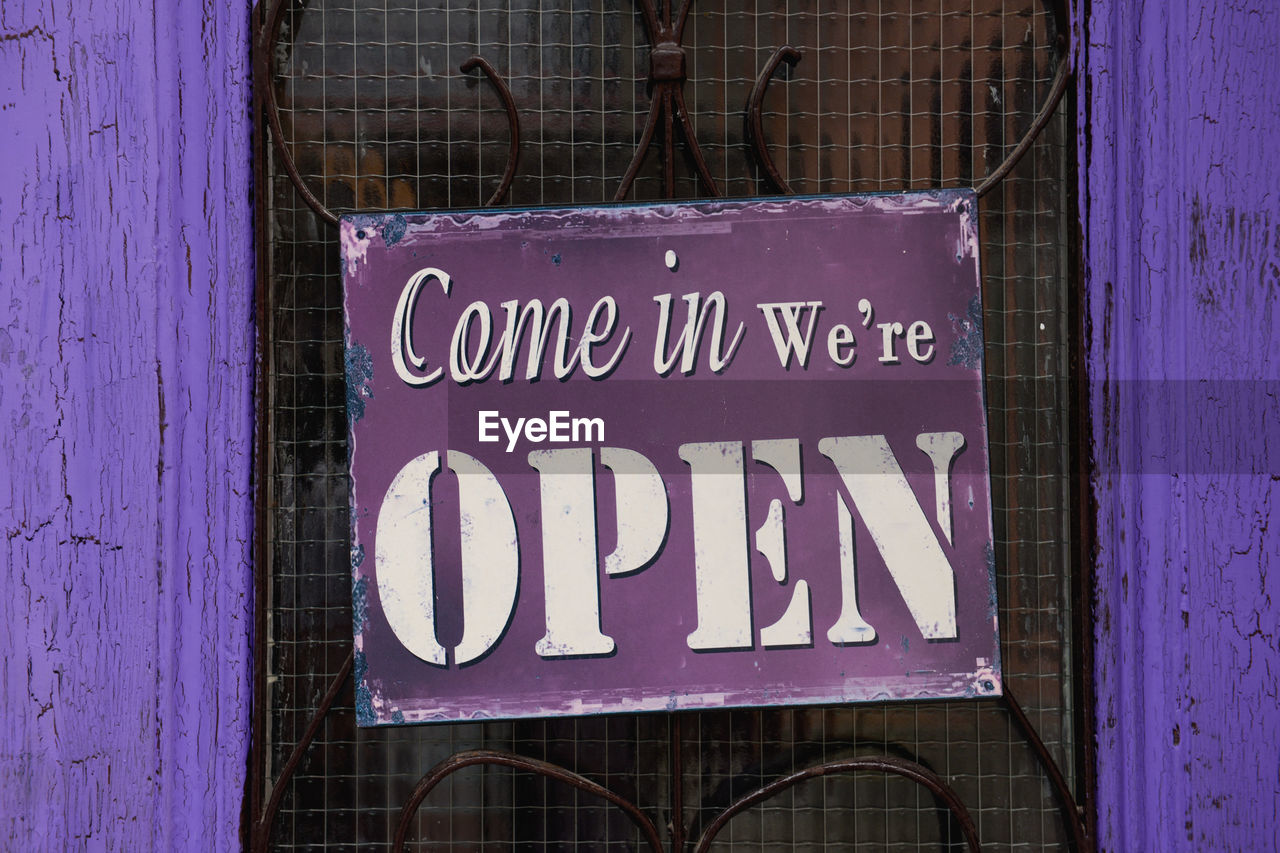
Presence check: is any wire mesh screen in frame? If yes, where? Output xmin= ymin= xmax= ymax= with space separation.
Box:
xmin=259 ymin=0 xmax=1076 ymax=849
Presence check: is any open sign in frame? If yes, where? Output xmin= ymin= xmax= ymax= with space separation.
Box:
xmin=343 ymin=193 xmax=999 ymax=725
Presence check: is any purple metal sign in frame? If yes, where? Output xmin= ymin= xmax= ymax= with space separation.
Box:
xmin=342 ymin=191 xmax=999 ymax=726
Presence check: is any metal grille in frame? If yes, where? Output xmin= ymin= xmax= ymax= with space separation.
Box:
xmin=256 ymin=1 xmax=1078 ymax=849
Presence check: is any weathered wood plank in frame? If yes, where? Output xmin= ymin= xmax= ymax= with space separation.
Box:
xmin=1 ymin=1 xmax=253 ymax=848
xmin=1079 ymin=1 xmax=1280 ymax=849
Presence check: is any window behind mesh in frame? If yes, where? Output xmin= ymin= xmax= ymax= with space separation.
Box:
xmin=258 ymin=2 xmax=1081 ymax=849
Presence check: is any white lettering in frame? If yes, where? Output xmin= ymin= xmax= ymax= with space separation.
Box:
xmin=599 ymin=447 xmax=668 ymax=576
xmin=450 ymin=301 xmax=499 ymax=383
xmin=906 ymin=320 xmax=935 ymax=363
xmin=377 ymin=431 xmax=971 ymax=663
xmin=517 ymin=298 xmax=579 ymax=381
xmin=878 ymin=321 xmax=905 ymax=364
xmin=579 ymin=296 xmax=632 ymax=379
xmin=529 ymin=448 xmax=616 ymax=658
xmin=573 ymin=416 xmax=605 ymax=443
xmin=496 ymin=299 xmax=546 ymax=381
xmin=653 ymin=292 xmax=745 ymax=376
xmin=487 ymin=298 xmax=582 ymax=383
xmin=916 ymin=431 xmax=966 ymax=545
xmin=502 ymin=417 xmax=526 ymax=453
xmin=680 ymin=440 xmax=753 ymax=650
xmin=751 ymin=439 xmax=812 ymax=648
xmin=481 ymin=410 xmax=607 ymax=452
xmin=549 ymin=410 xmax=570 ymax=442
xmin=478 ymin=411 xmax=500 ymax=443
xmin=818 ymin=435 xmax=958 ymax=639
xmin=826 ymin=323 xmax=857 ymax=367
xmin=376 ymin=450 xmax=519 ymax=666
xmin=391 ymin=267 xmax=452 ymax=386
xmin=757 ymin=301 xmax=823 ymax=370
xmin=827 ymin=491 xmax=877 ymax=644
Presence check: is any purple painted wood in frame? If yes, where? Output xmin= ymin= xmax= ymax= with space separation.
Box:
xmin=1 ymin=1 xmax=253 ymax=848
xmin=1078 ymin=1 xmax=1280 ymax=849
xmin=6 ymin=0 xmax=1278 ymax=847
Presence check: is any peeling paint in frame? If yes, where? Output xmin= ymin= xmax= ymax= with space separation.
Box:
xmin=382 ymin=213 xmax=408 ymax=246
xmin=948 ymin=192 xmax=981 ymax=261
xmin=344 ymin=338 xmax=374 ymax=425
xmin=354 ymin=651 xmax=376 ymax=727
xmin=340 ymin=214 xmax=383 ymax=274
xmin=1083 ymin=2 xmax=1280 ymax=848
xmin=983 ymin=541 xmax=998 ymax=617
xmin=363 ymin=191 xmax=977 ymax=251
xmin=352 ymin=574 xmax=369 ymax=635
xmin=947 ymin=294 xmax=984 ymax=369
xmin=2 ymin=2 xmax=254 ymax=847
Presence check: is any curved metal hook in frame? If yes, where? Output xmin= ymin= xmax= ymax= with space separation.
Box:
xmin=691 ymin=753 xmax=982 ymax=852
xmin=250 ymin=650 xmax=354 ymax=851
xmin=1003 ymin=687 xmax=1093 ymax=852
xmin=745 ymin=46 xmax=802 ymax=195
xmin=613 ymin=87 xmax=665 ymax=202
xmin=257 ymin=0 xmax=340 ymax=226
xmin=257 ymin=2 xmax=522 ymax=223
xmin=461 ymin=55 xmax=521 ymax=206
xmin=671 ymin=86 xmax=721 ymax=198
xmin=393 ymin=749 xmax=666 ymax=852
xmin=975 ymin=32 xmax=1070 ymax=197
xmin=976 ymin=0 xmax=1072 ymax=196
xmin=749 ymin=17 xmax=1069 ymax=199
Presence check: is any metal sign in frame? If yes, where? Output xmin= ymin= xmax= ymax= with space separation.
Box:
xmin=342 ymin=192 xmax=999 ymax=725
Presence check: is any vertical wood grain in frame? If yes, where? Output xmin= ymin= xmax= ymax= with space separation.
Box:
xmin=1 ymin=1 xmax=253 ymax=848
xmin=5 ymin=0 xmax=1280 ymax=848
xmin=1078 ymin=1 xmax=1280 ymax=849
